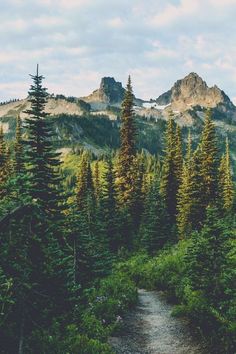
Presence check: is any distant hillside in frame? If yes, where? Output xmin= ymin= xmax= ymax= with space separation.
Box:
xmin=135 ymin=72 xmax=236 ymax=126
xmin=1 ymin=72 xmax=236 ymax=165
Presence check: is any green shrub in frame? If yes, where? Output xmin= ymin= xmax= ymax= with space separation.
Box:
xmin=84 ymin=271 xmax=137 ymax=335
xmin=28 ymin=324 xmax=113 ymax=354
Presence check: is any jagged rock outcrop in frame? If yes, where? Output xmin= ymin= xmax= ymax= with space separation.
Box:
xmin=136 ymin=73 xmax=236 ymax=126
xmin=156 ymin=72 xmax=235 ymax=112
xmin=81 ymin=77 xmax=143 ymax=110
xmin=0 ymin=72 xmax=235 ymax=129
xmin=81 ymin=77 xmax=125 ymax=109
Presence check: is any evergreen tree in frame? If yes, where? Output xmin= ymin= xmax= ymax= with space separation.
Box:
xmin=0 ymin=125 xmax=6 ymax=169
xmin=177 ymin=131 xmax=194 ymax=238
xmin=115 ymin=76 xmax=139 ymax=249
xmin=218 ymin=137 xmax=234 ymax=211
xmin=130 ymin=154 xmax=145 ymax=231
xmin=0 ymin=127 xmax=9 ymax=199
xmin=186 ymin=207 xmax=232 ymax=305
xmin=76 ymin=152 xmax=94 ymax=210
xmin=100 ymin=157 xmax=119 ymax=253
xmin=14 ymin=115 xmax=24 ymax=174
xmin=116 ymin=76 xmax=137 ymax=206
xmin=174 ymin=125 xmax=183 ymax=184
xmin=160 ymin=115 xmax=182 ymax=224
xmin=177 ymin=130 xmax=212 ymax=237
xmin=24 ymin=65 xmax=62 ymax=216
xmin=199 ymin=109 xmax=219 ymax=207
xmin=140 ymin=180 xmax=170 ymax=255
xmin=93 ymin=160 xmax=100 ymax=204
xmin=5 ymin=146 xmax=13 ymax=178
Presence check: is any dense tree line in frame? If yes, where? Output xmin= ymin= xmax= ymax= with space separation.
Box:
xmin=0 ymin=70 xmax=235 ymax=353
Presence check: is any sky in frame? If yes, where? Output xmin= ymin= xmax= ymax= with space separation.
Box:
xmin=1 ymin=0 xmax=236 ymax=102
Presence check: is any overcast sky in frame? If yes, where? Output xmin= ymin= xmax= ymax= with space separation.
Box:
xmin=1 ymin=0 xmax=236 ymax=102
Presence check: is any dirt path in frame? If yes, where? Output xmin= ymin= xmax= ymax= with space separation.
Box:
xmin=109 ymin=289 xmax=208 ymax=354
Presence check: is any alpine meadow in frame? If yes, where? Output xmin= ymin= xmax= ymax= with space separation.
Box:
xmin=0 ymin=1 xmax=236 ymax=353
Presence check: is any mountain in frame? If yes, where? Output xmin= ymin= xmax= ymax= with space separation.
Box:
xmin=1 ymin=72 xmax=236 ymax=161
xmin=0 ymin=96 xmax=88 ymax=121
xmin=156 ymin=72 xmax=234 ymax=109
xmin=81 ymin=77 xmax=143 ymax=109
xmin=137 ymin=73 xmax=236 ymax=126
xmin=136 ymin=72 xmax=236 ymax=126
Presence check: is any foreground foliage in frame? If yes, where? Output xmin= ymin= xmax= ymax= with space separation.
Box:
xmin=118 ymin=211 xmax=236 ymax=353
xmin=0 ymin=70 xmax=235 ymax=353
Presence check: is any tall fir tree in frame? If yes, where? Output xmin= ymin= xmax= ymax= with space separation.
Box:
xmin=76 ymin=152 xmax=94 ymax=211
xmin=219 ymin=137 xmax=234 ymax=211
xmin=199 ymin=109 xmax=219 ymax=207
xmin=93 ymin=160 xmax=101 ymax=204
xmin=177 ymin=131 xmax=194 ymax=238
xmin=73 ymin=154 xmax=112 ymax=286
xmin=0 ymin=125 xmax=6 ymax=168
xmin=130 ymin=153 xmax=145 ymax=231
xmin=14 ymin=115 xmax=24 ymax=174
xmin=160 ymin=114 xmax=182 ymax=224
xmin=24 ymin=65 xmax=62 ymax=216
xmin=140 ymin=179 xmax=170 ymax=255
xmin=115 ymin=76 xmax=139 ymax=249
xmin=174 ymin=125 xmax=183 ymax=184
xmin=0 ymin=127 xmax=8 ymax=199
xmin=185 ymin=207 xmax=232 ymax=306
xmin=116 ymin=76 xmax=137 ymax=207
xmin=100 ymin=157 xmax=119 ymax=253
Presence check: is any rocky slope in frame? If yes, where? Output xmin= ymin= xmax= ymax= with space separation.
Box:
xmin=81 ymin=77 xmax=143 ymax=110
xmin=136 ymin=73 xmax=236 ymax=126
xmin=1 ymin=72 xmax=236 ymax=159
xmin=0 ymin=73 xmax=235 ymax=126
xmin=0 ymin=97 xmax=86 ymax=121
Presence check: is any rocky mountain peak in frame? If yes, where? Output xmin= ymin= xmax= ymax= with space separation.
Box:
xmin=99 ymin=77 xmax=125 ymax=104
xmin=81 ymin=77 xmax=143 ymax=109
xmin=81 ymin=77 xmax=125 ymax=108
xmin=156 ymin=72 xmax=234 ymax=111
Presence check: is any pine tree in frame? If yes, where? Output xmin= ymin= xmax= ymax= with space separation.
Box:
xmin=186 ymin=207 xmax=232 ymax=305
xmin=0 ymin=125 xmax=6 ymax=169
xmin=74 ymin=156 xmax=111 ymax=286
xmin=177 ymin=131 xmax=194 ymax=238
xmin=4 ymin=145 xmax=13 ymax=180
xmin=174 ymin=125 xmax=183 ymax=184
xmin=116 ymin=76 xmax=137 ymax=207
xmin=140 ymin=180 xmax=170 ymax=255
xmin=160 ymin=115 xmax=182 ymax=224
xmin=100 ymin=157 xmax=119 ymax=253
xmin=115 ymin=76 xmax=139 ymax=249
xmin=14 ymin=115 xmax=24 ymax=174
xmin=76 ymin=152 xmax=94 ymax=210
xmin=93 ymin=160 xmax=100 ymax=204
xmin=199 ymin=109 xmax=219 ymax=207
xmin=130 ymin=154 xmax=145 ymax=231
xmin=219 ymin=137 xmax=234 ymax=211
xmin=24 ymin=65 xmax=62 ymax=216
xmin=0 ymin=127 xmax=8 ymax=198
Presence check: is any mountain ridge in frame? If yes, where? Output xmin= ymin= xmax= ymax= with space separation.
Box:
xmin=0 ymin=72 xmax=235 ymax=126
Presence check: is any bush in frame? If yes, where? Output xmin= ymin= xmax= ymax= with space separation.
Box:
xmin=28 ymin=324 xmax=113 ymax=354
xmin=24 ymin=268 xmax=137 ymax=353
xmin=85 ymin=271 xmax=137 ymax=333
xmin=118 ymin=236 xmax=236 ymax=353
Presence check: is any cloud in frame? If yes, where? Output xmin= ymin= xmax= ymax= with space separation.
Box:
xmin=107 ymin=17 xmax=124 ymax=28
xmin=0 ymin=0 xmax=236 ymax=102
xmin=33 ymin=16 xmax=66 ymax=27
xmin=150 ymin=0 xmax=199 ymax=27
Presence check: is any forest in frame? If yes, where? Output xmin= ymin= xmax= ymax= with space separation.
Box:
xmin=0 ymin=70 xmax=235 ymax=354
